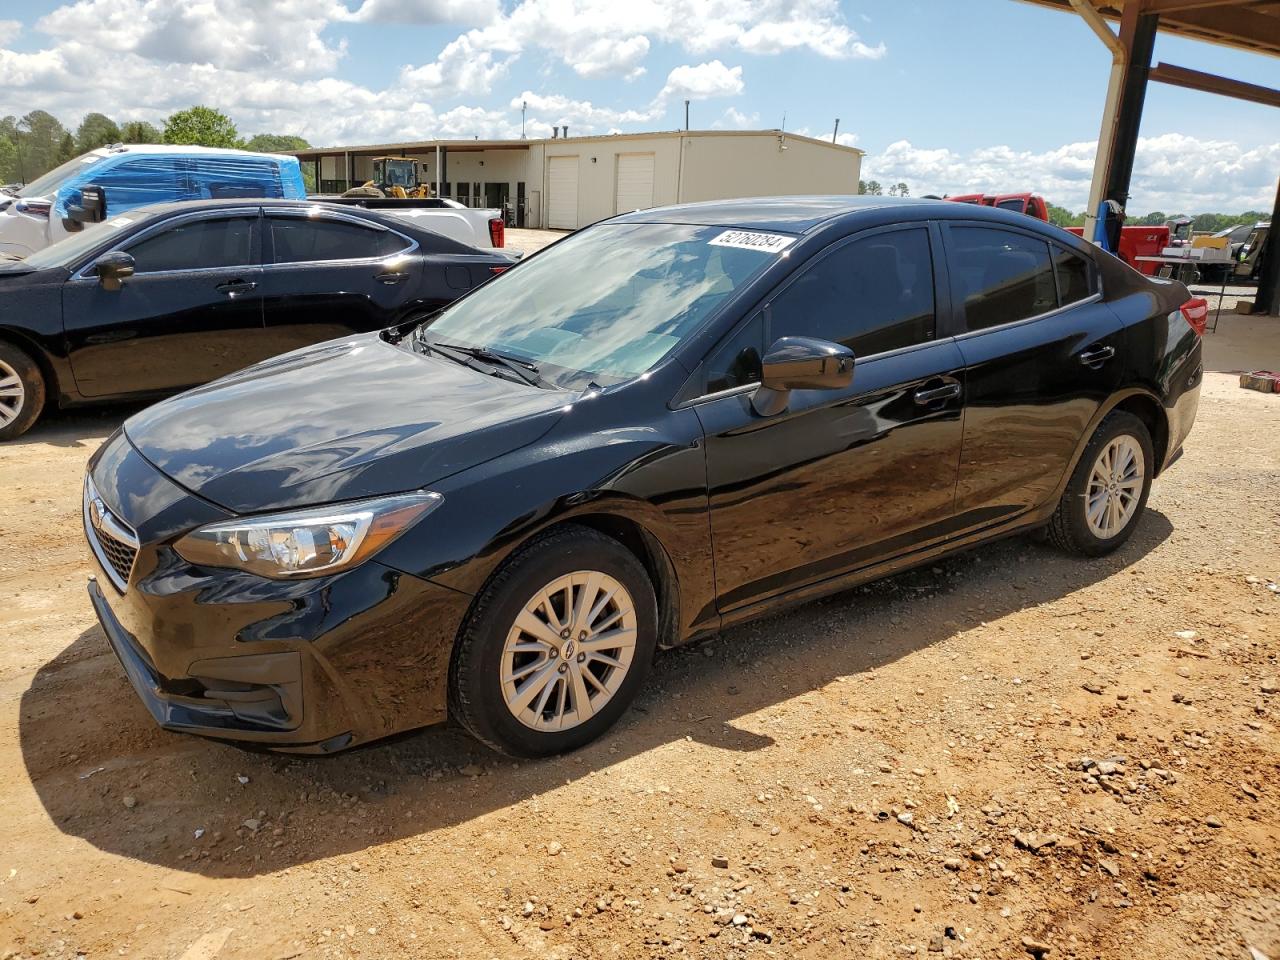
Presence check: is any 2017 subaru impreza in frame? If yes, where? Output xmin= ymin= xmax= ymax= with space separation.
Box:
xmin=83 ymin=197 xmax=1203 ymax=757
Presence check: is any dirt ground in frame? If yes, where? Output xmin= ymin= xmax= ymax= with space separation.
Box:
xmin=1 ymin=303 xmax=1277 ymax=960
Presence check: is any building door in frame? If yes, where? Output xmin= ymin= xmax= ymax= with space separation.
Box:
xmin=547 ymin=156 xmax=579 ymax=229
xmin=516 ymin=181 xmax=526 ymax=227
xmin=615 ymin=153 xmax=655 ymax=213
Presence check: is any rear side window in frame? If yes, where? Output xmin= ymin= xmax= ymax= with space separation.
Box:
xmin=1053 ymin=246 xmax=1093 ymax=306
xmin=185 ymin=157 xmax=284 ymax=200
xmin=125 ymin=216 xmax=255 ymax=273
xmin=766 ymin=228 xmax=936 ymax=357
xmin=269 ymin=218 xmax=410 ymax=264
xmin=949 ymin=226 xmax=1057 ymax=331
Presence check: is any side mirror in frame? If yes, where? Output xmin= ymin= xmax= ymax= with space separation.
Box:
xmin=64 ymin=184 xmax=106 ymax=231
xmin=94 ymin=251 xmax=135 ymax=292
xmin=751 ymin=336 xmax=854 ymax=416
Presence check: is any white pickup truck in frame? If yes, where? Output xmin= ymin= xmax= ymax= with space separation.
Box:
xmin=309 ymin=195 xmax=507 ymax=250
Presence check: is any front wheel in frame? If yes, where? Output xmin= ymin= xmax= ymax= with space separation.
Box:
xmin=449 ymin=525 xmax=658 ymax=757
xmin=0 ymin=343 xmax=46 ymax=442
xmin=1048 ymin=411 xmax=1154 ymax=556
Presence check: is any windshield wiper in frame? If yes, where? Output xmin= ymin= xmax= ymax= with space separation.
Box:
xmin=423 ymin=339 xmax=551 ymax=389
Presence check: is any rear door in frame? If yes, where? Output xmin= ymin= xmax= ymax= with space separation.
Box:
xmin=258 ymin=210 xmax=419 ymax=354
xmin=63 ymin=210 xmax=265 ymax=397
xmin=694 ymin=224 xmax=966 ymax=612
xmin=942 ymin=223 xmax=1122 ymax=533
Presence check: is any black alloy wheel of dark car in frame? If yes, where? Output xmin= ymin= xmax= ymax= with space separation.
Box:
xmin=0 ymin=342 xmax=45 ymax=442
xmin=1048 ymin=411 xmax=1155 ymax=557
xmin=449 ymin=525 xmax=659 ymax=757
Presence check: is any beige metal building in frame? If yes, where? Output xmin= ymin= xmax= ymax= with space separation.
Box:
xmin=293 ymin=130 xmax=864 ymax=230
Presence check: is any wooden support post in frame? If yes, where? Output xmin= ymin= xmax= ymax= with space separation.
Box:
xmin=1255 ymin=177 xmax=1280 ymax=317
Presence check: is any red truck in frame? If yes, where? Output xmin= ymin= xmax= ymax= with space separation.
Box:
xmin=945 ymin=192 xmax=1167 ymax=276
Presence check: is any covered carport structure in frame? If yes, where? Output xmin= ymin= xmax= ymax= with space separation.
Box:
xmin=1021 ymin=0 xmax=1280 ymax=315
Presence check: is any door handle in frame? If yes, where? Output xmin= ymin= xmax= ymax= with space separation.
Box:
xmin=377 ymin=271 xmax=409 ymax=285
xmin=1078 ymin=345 xmax=1116 ymax=367
xmin=216 ymin=279 xmax=258 ymax=298
xmin=913 ymin=382 xmax=961 ymax=405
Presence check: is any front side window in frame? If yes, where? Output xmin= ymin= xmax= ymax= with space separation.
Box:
xmin=269 ymin=217 xmax=410 ymax=263
xmin=766 ymin=228 xmax=937 ymax=357
xmin=423 ymin=222 xmax=780 ymax=389
xmin=124 ymin=216 xmax=255 ymax=273
xmin=91 ymin=158 xmax=187 ymax=208
xmin=949 ymin=226 xmax=1057 ymax=331
xmin=997 ymin=198 xmax=1027 ymax=213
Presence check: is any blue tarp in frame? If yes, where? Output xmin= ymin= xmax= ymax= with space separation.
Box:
xmin=54 ymin=151 xmax=306 ymax=220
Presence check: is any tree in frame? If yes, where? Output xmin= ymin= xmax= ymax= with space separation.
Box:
xmin=858 ymin=179 xmax=883 ymax=196
xmin=163 ymin=106 xmax=240 ymax=148
xmin=58 ymin=131 xmax=76 ymax=163
xmin=119 ymin=120 xmax=162 ymax=144
xmin=1046 ymin=203 xmax=1084 ymax=228
xmin=76 ymin=112 xmax=121 ymax=153
xmin=17 ymin=110 xmax=69 ymax=181
xmin=894 ymin=182 xmax=909 ymax=198
xmin=243 ymin=133 xmax=310 ymax=153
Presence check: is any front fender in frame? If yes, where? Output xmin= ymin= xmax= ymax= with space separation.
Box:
xmin=373 ymin=406 xmax=717 ymax=638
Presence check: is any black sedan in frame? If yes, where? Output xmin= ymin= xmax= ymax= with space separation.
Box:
xmin=0 ymin=198 xmax=515 ymax=439
xmin=83 ymin=196 xmax=1203 ymax=758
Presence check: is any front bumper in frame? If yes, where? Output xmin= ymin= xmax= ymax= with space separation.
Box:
xmin=85 ymin=432 xmax=474 ymax=753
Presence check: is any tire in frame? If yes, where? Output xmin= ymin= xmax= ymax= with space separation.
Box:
xmin=1047 ymin=411 xmax=1154 ymax=557
xmin=0 ymin=342 xmax=46 ymax=442
xmin=449 ymin=525 xmax=658 ymax=757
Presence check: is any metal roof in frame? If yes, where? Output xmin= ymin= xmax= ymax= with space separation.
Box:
xmin=1018 ymin=0 xmax=1280 ymax=58
xmin=291 ymin=129 xmax=865 ymax=159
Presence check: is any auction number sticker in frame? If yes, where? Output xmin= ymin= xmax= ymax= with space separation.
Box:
xmin=708 ymin=230 xmax=795 ymax=254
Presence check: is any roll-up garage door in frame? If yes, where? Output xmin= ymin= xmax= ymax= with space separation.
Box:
xmin=547 ymin=156 xmax=579 ymax=229
xmin=615 ymin=153 xmax=655 ymax=214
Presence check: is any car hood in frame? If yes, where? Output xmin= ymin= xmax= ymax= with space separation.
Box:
xmin=124 ymin=334 xmax=570 ymax=514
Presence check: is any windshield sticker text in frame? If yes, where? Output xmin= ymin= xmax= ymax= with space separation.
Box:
xmin=708 ymin=230 xmax=795 ymax=254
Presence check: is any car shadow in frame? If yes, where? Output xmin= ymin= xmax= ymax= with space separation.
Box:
xmin=18 ymin=510 xmax=1173 ymax=878
xmin=5 ymin=404 xmax=144 ymax=450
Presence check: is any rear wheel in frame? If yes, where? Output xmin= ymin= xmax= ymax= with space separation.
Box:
xmin=449 ymin=525 xmax=658 ymax=757
xmin=1048 ymin=411 xmax=1153 ymax=556
xmin=0 ymin=343 xmax=46 ymax=442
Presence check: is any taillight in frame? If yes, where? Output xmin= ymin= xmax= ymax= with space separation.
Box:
xmin=488 ymin=217 xmax=504 ymax=248
xmin=15 ymin=199 xmax=51 ymax=218
xmin=1180 ymin=297 xmax=1209 ymax=337
xmin=489 ymin=265 xmax=508 ymax=275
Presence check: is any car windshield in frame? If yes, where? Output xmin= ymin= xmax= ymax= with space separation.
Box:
xmin=16 ymin=151 xmax=103 ymax=198
xmin=422 ymin=222 xmax=782 ymax=389
xmin=20 ymin=213 xmax=137 ymax=270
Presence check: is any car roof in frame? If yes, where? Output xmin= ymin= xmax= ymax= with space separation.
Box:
xmin=609 ymin=195 xmax=1063 ymax=235
xmin=89 ymin=143 xmax=295 ymax=160
xmin=112 ymin=197 xmax=360 ymax=221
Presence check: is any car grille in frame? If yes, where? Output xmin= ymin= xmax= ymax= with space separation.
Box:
xmin=84 ymin=475 xmax=139 ymax=593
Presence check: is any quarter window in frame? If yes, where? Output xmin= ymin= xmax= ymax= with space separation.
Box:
xmin=124 ymin=216 xmax=255 ymax=273
xmin=705 ymin=314 xmax=765 ymax=394
xmin=269 ymin=218 xmax=410 ymax=264
xmin=949 ymin=226 xmax=1057 ymax=331
xmin=766 ymin=228 xmax=937 ymax=357
xmin=1052 ymin=246 xmax=1093 ymax=306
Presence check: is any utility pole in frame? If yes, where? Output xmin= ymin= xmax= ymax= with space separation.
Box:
xmin=521 ymin=100 xmax=527 ymax=139
xmin=684 ymin=99 xmax=690 ymax=131
xmin=832 ymin=119 xmax=840 ymax=143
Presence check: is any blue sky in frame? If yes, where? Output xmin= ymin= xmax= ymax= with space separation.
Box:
xmin=1 ymin=0 xmax=1276 ymax=212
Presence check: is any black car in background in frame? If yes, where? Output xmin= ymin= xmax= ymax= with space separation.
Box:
xmin=83 ymin=197 xmax=1203 ymax=758
xmin=0 ymin=199 xmax=515 ymax=439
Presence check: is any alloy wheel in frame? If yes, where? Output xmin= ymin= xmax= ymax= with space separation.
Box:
xmin=0 ymin=358 xmax=25 ymax=429
xmin=1085 ymin=434 xmax=1145 ymax=539
xmin=500 ymin=570 xmax=638 ymax=732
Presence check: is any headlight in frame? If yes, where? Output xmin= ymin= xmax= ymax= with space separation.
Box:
xmin=173 ymin=492 xmax=442 ymax=579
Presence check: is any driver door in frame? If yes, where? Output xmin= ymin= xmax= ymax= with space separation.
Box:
xmin=692 ymin=225 xmax=966 ymax=613
xmin=63 ymin=211 xmax=265 ymax=398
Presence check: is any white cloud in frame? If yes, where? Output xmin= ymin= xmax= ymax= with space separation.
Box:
xmin=511 ymin=91 xmax=660 ymax=129
xmin=863 ymin=135 xmax=1280 ymax=214
xmin=342 ymin=0 xmax=500 ymax=24
xmin=711 ymin=106 xmax=759 ymax=130
xmin=0 ymin=20 xmax=20 ymax=36
xmin=37 ymin=0 xmax=350 ymax=75
xmin=659 ymin=60 xmax=744 ymax=101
